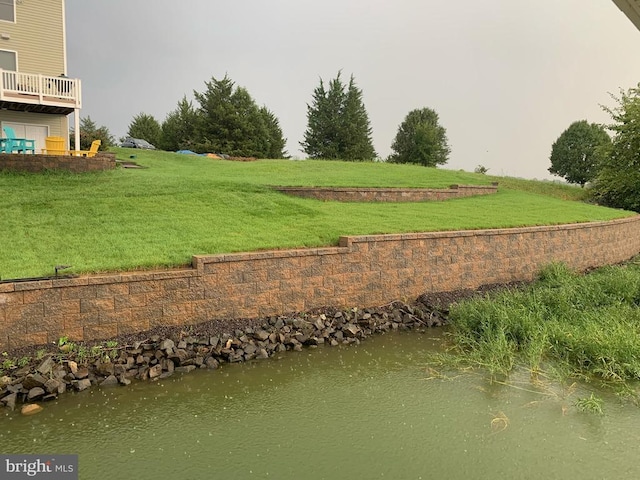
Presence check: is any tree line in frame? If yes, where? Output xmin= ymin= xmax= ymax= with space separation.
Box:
xmin=548 ymin=84 xmax=640 ymax=212
xmin=119 ymin=72 xmax=450 ymax=165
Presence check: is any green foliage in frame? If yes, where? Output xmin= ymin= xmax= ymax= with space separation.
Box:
xmin=591 ymin=85 xmax=640 ymax=212
xmin=0 ymin=152 xmax=630 ymax=278
xmin=160 ymin=96 xmax=199 ymax=152
xmin=259 ymin=106 xmax=288 ymax=158
xmin=301 ymin=72 xmax=376 ymax=161
xmin=474 ymin=165 xmax=489 ymax=174
xmin=445 ymin=261 xmax=640 ymax=384
xmin=548 ymin=120 xmax=610 ymax=187
xmin=389 ymin=108 xmax=450 ymax=167
xmin=192 ymin=75 xmax=283 ymax=158
xmin=575 ymin=394 xmax=604 ymax=415
xmin=70 ymin=116 xmax=114 ymax=151
xmin=127 ymin=112 xmax=162 ymax=147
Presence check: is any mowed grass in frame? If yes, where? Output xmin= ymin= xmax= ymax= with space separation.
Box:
xmin=0 ymin=149 xmax=632 ymax=279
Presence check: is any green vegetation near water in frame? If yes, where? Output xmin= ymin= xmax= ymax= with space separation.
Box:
xmin=438 ymin=260 xmax=640 ymax=399
xmin=0 ymin=149 xmax=632 ymax=279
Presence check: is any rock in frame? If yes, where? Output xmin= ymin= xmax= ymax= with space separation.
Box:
xmin=42 ymin=394 xmax=58 ymax=402
xmin=74 ymin=379 xmax=91 ymax=391
xmin=148 ymin=365 xmax=163 ymax=379
xmin=330 ymin=339 xmax=339 ymax=347
xmin=343 ymin=324 xmax=360 ymax=337
xmin=169 ymin=349 xmax=189 ymax=365
xmin=22 ymin=373 xmax=47 ymax=390
xmin=118 ymin=375 xmax=131 ymax=386
xmin=21 ymin=404 xmax=43 ymax=416
xmin=36 ymin=355 xmax=54 ymax=375
xmin=253 ymin=330 xmax=270 ymax=342
xmin=44 ymin=379 xmax=62 ymax=394
xmin=205 ymin=357 xmax=219 ymax=369
xmin=15 ymin=366 xmax=31 ymax=377
xmin=75 ymin=367 xmax=89 ymax=379
xmin=2 ymin=393 xmax=17 ymax=410
xmin=158 ymin=372 xmax=174 ymax=379
xmin=257 ymin=349 xmax=269 ymax=359
xmin=159 ymin=339 xmax=175 ymax=351
xmin=67 ymin=360 xmax=78 ymax=374
xmin=177 ymin=340 xmax=187 ymax=350
xmin=209 ymin=336 xmax=220 ymax=347
xmin=96 ymin=360 xmax=115 ymax=376
xmin=100 ymin=375 xmax=119 ymax=387
xmin=0 ymin=376 xmax=11 ymax=388
xmin=175 ymin=365 xmax=196 ymax=374
xmin=27 ymin=387 xmax=45 ymax=401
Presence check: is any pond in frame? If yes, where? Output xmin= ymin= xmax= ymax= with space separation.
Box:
xmin=2 ymin=330 xmax=640 ymax=479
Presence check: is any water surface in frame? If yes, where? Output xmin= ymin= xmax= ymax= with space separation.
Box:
xmin=2 ymin=330 xmax=639 ymax=479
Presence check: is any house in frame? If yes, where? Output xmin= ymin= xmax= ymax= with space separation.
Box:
xmin=0 ymin=0 xmax=81 ymax=152
xmin=612 ymin=0 xmax=640 ymax=30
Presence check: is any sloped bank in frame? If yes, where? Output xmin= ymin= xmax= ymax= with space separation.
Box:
xmin=1 ymin=293 xmax=463 ymax=411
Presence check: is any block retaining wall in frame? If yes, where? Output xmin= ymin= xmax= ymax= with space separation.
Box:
xmin=274 ymin=184 xmax=498 ymax=202
xmin=0 ymin=152 xmax=116 ymax=173
xmin=1 ymin=216 xmax=639 ymax=351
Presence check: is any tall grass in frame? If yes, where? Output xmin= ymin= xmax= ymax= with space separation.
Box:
xmin=444 ymin=261 xmax=640 ymax=384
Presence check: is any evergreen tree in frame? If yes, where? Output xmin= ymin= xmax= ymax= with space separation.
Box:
xmin=260 ymin=106 xmax=287 ymax=158
xmin=548 ymin=120 xmax=610 ymax=187
xmin=160 ymin=97 xmax=199 ymax=152
xmin=70 ymin=116 xmax=114 ymax=151
xmin=301 ymin=72 xmax=376 ymax=161
xmin=193 ymin=75 xmax=273 ymax=157
xmin=389 ymin=108 xmax=450 ymax=167
xmin=127 ymin=112 xmax=162 ymax=147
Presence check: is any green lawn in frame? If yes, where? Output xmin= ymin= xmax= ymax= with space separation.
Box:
xmin=0 ymin=149 xmax=632 ymax=279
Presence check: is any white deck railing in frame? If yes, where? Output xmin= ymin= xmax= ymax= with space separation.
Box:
xmin=0 ymin=69 xmax=81 ymax=109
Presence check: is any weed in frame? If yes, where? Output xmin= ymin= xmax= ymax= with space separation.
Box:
xmin=575 ymin=394 xmax=604 ymax=415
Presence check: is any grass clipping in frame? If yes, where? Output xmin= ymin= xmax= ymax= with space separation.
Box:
xmin=432 ymin=260 xmax=640 ymax=403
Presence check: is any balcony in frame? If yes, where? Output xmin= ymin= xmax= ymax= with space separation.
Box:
xmin=0 ymin=70 xmax=82 ymax=115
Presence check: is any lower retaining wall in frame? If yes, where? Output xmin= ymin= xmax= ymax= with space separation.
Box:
xmin=274 ymin=184 xmax=498 ymax=202
xmin=1 ymin=216 xmax=639 ymax=351
xmin=0 ymin=152 xmax=116 ymax=173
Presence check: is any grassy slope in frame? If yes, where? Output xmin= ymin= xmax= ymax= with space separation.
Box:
xmin=0 ymin=149 xmax=632 ymax=279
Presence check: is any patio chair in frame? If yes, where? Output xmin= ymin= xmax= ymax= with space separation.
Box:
xmin=2 ymin=126 xmax=36 ymax=154
xmin=69 ymin=140 xmax=101 ymax=157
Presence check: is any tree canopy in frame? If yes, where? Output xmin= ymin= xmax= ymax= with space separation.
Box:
xmin=548 ymin=120 xmax=610 ymax=187
xmin=70 ymin=116 xmax=114 ymax=151
xmin=300 ymin=72 xmax=376 ymax=161
xmin=389 ymin=108 xmax=450 ymax=167
xmin=591 ymin=85 xmax=640 ymax=212
xmin=127 ymin=113 xmax=162 ymax=147
xmin=159 ymin=96 xmax=199 ymax=152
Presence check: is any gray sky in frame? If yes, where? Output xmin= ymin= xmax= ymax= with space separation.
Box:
xmin=66 ymin=0 xmax=640 ymax=179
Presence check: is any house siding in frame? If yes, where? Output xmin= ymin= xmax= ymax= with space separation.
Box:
xmin=0 ymin=0 xmax=65 ymax=75
xmin=1 ymin=112 xmax=68 ymax=148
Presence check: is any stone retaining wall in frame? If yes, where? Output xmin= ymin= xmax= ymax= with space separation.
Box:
xmin=1 ymin=216 xmax=639 ymax=351
xmin=274 ymin=184 xmax=498 ymax=202
xmin=0 ymin=152 xmax=116 ymax=173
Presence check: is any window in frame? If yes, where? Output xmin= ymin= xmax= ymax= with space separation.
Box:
xmin=0 ymin=0 xmax=15 ymax=23
xmin=0 ymin=49 xmax=16 ymax=71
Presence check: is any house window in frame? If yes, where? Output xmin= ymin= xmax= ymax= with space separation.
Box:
xmin=0 ymin=0 xmax=15 ymax=23
xmin=0 ymin=49 xmax=16 ymax=71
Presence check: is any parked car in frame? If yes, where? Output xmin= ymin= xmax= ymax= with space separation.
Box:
xmin=120 ymin=137 xmax=156 ymax=149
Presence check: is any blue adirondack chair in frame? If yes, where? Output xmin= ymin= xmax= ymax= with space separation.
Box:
xmin=1 ymin=126 xmax=36 ymax=154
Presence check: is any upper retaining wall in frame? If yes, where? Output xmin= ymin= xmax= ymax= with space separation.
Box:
xmin=1 ymin=216 xmax=639 ymax=351
xmin=0 ymin=152 xmax=116 ymax=173
xmin=274 ymin=184 xmax=498 ymax=202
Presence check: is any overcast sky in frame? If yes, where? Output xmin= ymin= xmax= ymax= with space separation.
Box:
xmin=66 ymin=0 xmax=640 ymax=179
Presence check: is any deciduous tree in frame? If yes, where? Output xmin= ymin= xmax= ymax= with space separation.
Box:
xmin=548 ymin=120 xmax=610 ymax=187
xmin=591 ymin=85 xmax=640 ymax=212
xmin=389 ymin=108 xmax=450 ymax=167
